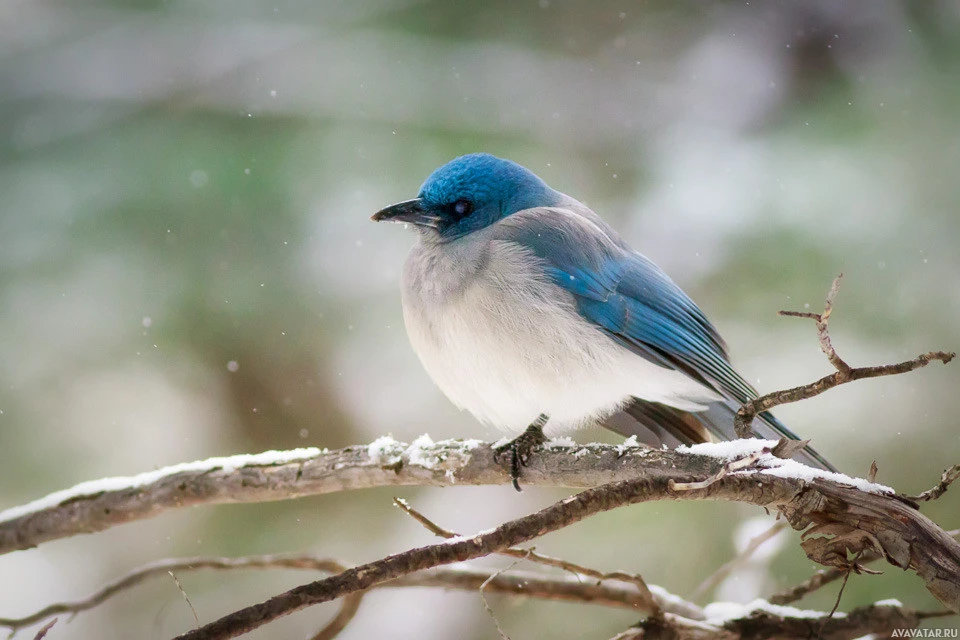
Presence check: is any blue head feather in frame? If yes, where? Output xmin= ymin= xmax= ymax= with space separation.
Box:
xmin=417 ymin=153 xmax=562 ymax=240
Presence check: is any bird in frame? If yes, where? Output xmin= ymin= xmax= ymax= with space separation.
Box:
xmin=372 ymin=153 xmax=834 ymax=489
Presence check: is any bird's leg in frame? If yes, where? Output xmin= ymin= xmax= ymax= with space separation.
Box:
xmin=493 ymin=413 xmax=549 ymax=492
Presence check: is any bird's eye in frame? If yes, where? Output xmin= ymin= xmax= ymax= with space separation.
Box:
xmin=452 ymin=199 xmax=473 ymax=218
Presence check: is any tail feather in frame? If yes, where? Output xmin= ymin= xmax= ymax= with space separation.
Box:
xmin=604 ymin=397 xmax=836 ymax=472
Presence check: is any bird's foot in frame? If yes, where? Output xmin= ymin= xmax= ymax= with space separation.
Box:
xmin=493 ymin=414 xmax=549 ymax=492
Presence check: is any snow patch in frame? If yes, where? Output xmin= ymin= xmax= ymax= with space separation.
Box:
xmin=406 ymin=434 xmax=438 ymax=469
xmin=615 ymin=435 xmax=640 ymax=455
xmin=676 ymin=440 xmax=894 ymax=494
xmin=404 ymin=436 xmax=483 ymax=473
xmin=677 ymin=439 xmax=780 ymax=460
xmin=874 ymin=598 xmax=903 ymax=607
xmin=703 ymin=599 xmax=842 ymax=624
xmin=366 ymin=435 xmax=401 ymax=464
xmin=543 ymin=437 xmax=577 ymax=449
xmin=750 ymin=458 xmax=893 ymax=494
xmin=367 ymin=435 xmax=483 ymax=473
xmin=648 ymin=584 xmax=696 ymax=610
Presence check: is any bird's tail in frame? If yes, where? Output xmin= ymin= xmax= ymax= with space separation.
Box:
xmin=606 ymin=397 xmax=836 ymax=472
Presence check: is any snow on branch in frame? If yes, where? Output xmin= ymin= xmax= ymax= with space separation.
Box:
xmin=0 ymin=436 xmax=893 ymax=556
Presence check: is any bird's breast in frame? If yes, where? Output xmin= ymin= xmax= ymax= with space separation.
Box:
xmin=399 ymin=236 xmax=651 ymax=432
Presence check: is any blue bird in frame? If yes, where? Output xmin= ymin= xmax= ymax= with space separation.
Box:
xmin=373 ymin=153 xmax=834 ymax=488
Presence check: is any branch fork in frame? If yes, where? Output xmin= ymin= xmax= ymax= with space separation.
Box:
xmin=735 ymin=274 xmax=954 ymax=438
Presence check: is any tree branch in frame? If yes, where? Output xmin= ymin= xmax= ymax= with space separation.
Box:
xmin=615 ymin=602 xmax=949 ymax=640
xmin=910 ymin=464 xmax=960 ymax=502
xmin=159 ymin=447 xmax=960 ymax=639
xmin=735 ymin=274 xmax=955 ymax=437
xmin=0 ymin=551 xmax=688 ymax=635
xmin=0 ymin=437 xmax=834 ymax=557
xmin=0 ymin=554 xmax=352 ymax=633
xmin=393 ymin=496 xmax=671 ymax=617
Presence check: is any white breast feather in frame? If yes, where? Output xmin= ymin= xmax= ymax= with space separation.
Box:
xmin=401 ymin=227 xmax=719 ymax=435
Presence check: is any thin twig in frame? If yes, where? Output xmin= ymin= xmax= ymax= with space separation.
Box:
xmin=692 ymin=521 xmax=788 ymax=601
xmin=479 ymin=558 xmax=522 ymax=640
xmin=770 ymin=565 xmax=855 ymax=606
xmin=31 ymin=619 xmax=57 ymax=640
xmin=308 ymin=591 xmax=365 ymax=640
xmin=169 ymin=572 xmax=199 ymax=629
xmin=736 ymin=274 xmax=955 ymax=437
xmin=819 ymin=560 xmax=854 ymax=638
xmin=669 ymin=450 xmax=766 ymax=490
xmin=918 ymin=610 xmax=960 ymax=620
xmin=0 ymin=555 xmax=348 ymax=634
xmin=393 ymin=498 xmax=667 ymax=617
xmin=910 ymin=465 xmax=960 ymax=502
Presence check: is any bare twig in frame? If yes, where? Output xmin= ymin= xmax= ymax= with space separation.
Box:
xmin=819 ymin=561 xmax=854 ymax=637
xmin=169 ymin=572 xmax=199 ymax=629
xmin=31 ymin=619 xmax=57 ymax=640
xmin=692 ymin=521 xmax=788 ymax=601
xmin=781 ymin=273 xmax=851 ymax=374
xmin=669 ymin=450 xmax=766 ymax=491
xmin=910 ymin=464 xmax=960 ymax=502
xmin=0 ymin=555 xmax=349 ymax=634
xmin=769 ymin=563 xmax=865 ymax=606
xmin=393 ymin=497 xmax=670 ymax=617
xmin=480 ymin=559 xmax=520 ymax=640
xmin=307 ymin=591 xmax=365 ymax=640
xmin=735 ymin=274 xmax=955 ymax=437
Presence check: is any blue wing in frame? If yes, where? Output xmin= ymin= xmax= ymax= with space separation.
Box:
xmin=495 ymin=206 xmax=835 ymax=471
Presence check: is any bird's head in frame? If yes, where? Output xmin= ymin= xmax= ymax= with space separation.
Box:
xmin=372 ymin=153 xmax=562 ymax=241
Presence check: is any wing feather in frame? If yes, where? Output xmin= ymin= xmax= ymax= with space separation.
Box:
xmin=494 ymin=205 xmax=836 ymax=471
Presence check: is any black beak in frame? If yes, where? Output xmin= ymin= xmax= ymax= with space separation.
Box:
xmin=371 ymin=198 xmax=439 ymax=228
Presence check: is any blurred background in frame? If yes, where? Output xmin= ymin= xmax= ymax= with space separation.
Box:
xmin=1 ymin=0 xmax=958 ymax=637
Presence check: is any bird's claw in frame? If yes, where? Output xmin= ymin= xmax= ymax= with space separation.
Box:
xmin=493 ymin=420 xmax=548 ymax=492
